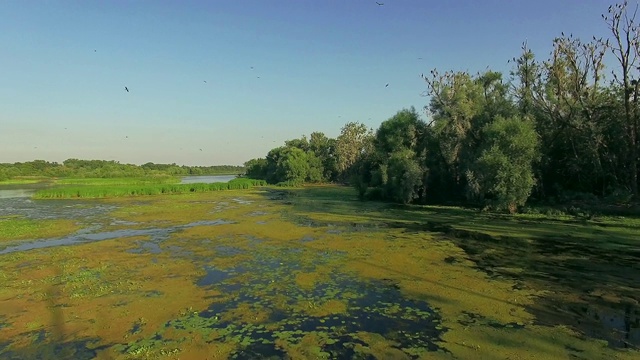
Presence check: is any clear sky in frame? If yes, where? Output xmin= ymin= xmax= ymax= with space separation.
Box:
xmin=0 ymin=0 xmax=618 ymax=166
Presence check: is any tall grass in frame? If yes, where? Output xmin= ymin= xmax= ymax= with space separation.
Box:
xmin=54 ymin=177 xmax=180 ymax=186
xmin=33 ymin=178 xmax=267 ymax=199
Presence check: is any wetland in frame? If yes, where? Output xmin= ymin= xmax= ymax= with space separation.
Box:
xmin=0 ymin=185 xmax=638 ymax=359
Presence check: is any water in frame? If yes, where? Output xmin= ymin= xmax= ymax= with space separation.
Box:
xmin=0 ymin=197 xmax=116 ymax=220
xmin=0 ymin=188 xmax=37 ymax=199
xmin=0 ymin=182 xmax=50 ymax=199
xmin=186 ymin=251 xmax=446 ymax=358
xmin=0 ymin=219 xmax=233 ymax=255
xmin=180 ymin=175 xmax=237 ymax=184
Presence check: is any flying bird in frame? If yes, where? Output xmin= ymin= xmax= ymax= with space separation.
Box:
xmin=385 ymin=83 xmax=389 ymax=87
xmin=376 ymin=2 xmax=384 ymax=5
xmin=199 ymin=148 xmax=203 ymax=151
xmin=124 ymin=86 xmax=129 ymax=92
xmin=203 ymin=80 xmax=207 ymax=83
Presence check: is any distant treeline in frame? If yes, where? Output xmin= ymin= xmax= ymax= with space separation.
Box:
xmin=0 ymin=159 xmax=244 ymax=180
xmin=245 ymin=2 xmax=640 ymax=212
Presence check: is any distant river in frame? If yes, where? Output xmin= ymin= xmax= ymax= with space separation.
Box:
xmin=179 ymin=175 xmax=238 ymax=184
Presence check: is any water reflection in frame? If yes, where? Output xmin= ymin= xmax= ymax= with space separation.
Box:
xmin=0 ymin=182 xmax=50 ymax=199
xmin=0 ymin=189 xmax=37 ymax=199
xmin=180 ymin=175 xmax=237 ymax=184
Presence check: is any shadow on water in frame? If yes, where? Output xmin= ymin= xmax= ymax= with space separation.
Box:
xmin=261 ymin=187 xmax=640 ymax=350
xmin=0 ymin=337 xmax=113 ymax=360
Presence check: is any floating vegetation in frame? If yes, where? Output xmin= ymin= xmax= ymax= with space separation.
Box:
xmin=0 ymin=186 xmax=638 ymax=359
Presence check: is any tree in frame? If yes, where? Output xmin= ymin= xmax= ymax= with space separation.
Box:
xmin=471 ymin=115 xmax=540 ymax=212
xmin=384 ymin=149 xmax=424 ymax=204
xmin=308 ymin=132 xmax=338 ymax=181
xmin=423 ymin=70 xmax=513 ymax=200
xmin=244 ymin=158 xmax=268 ymax=179
xmin=275 ymin=147 xmax=310 ymax=184
xmin=335 ymin=122 xmax=374 ymax=182
xmin=367 ymin=108 xmax=429 ymax=203
xmin=605 ymin=1 xmax=640 ymax=196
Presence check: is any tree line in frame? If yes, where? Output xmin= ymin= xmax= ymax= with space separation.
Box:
xmin=0 ymin=159 xmax=244 ymax=180
xmin=245 ymin=2 xmax=640 ymax=212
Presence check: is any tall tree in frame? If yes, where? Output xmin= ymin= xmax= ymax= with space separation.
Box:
xmin=605 ymin=1 xmax=640 ymax=196
xmin=470 ymin=115 xmax=540 ymax=212
xmin=335 ymin=122 xmax=374 ymax=182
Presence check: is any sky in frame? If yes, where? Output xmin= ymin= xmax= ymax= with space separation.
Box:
xmin=0 ymin=0 xmax=621 ymax=166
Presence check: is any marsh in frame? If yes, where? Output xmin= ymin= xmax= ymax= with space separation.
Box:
xmin=0 ymin=186 xmax=638 ymax=359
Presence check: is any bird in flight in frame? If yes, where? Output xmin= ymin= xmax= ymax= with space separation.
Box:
xmin=199 ymin=148 xmax=203 ymax=151
xmin=203 ymin=80 xmax=207 ymax=83
xmin=385 ymin=83 xmax=389 ymax=87
xmin=124 ymin=86 xmax=129 ymax=92
xmin=376 ymin=2 xmax=384 ymax=5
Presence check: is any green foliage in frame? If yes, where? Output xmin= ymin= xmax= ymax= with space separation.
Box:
xmin=384 ymin=149 xmax=424 ymax=204
xmin=241 ymin=2 xmax=640 ymax=210
xmin=335 ymin=122 xmax=374 ymax=183
xmin=54 ymin=177 xmax=179 ymax=186
xmin=470 ymin=116 xmax=539 ymax=212
xmin=244 ymin=158 xmax=268 ymax=179
xmin=363 ymin=108 xmax=428 ymax=203
xmin=274 ymin=147 xmax=310 ymax=183
xmin=0 ymin=159 xmax=244 ymax=180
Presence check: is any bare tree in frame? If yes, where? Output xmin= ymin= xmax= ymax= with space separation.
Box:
xmin=605 ymin=1 xmax=640 ymax=196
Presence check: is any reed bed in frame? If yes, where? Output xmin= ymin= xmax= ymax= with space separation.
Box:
xmin=53 ymin=177 xmax=180 ymax=186
xmin=34 ymin=178 xmax=266 ymax=199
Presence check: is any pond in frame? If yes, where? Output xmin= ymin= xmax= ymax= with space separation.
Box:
xmin=0 ymin=186 xmax=638 ymax=359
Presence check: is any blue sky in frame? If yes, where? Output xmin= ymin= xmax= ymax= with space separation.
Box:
xmin=0 ymin=0 xmax=617 ymax=166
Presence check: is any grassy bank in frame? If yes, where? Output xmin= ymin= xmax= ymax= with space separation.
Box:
xmin=33 ymin=178 xmax=266 ymax=199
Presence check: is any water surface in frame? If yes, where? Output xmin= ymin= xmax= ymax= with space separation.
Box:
xmin=180 ymin=175 xmax=237 ymax=184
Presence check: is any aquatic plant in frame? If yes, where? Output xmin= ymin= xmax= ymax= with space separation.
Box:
xmin=32 ymin=178 xmax=267 ymax=199
xmin=53 ymin=177 xmax=180 ymax=186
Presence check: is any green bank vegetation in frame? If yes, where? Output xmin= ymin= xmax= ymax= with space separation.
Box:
xmin=33 ymin=178 xmax=266 ymax=199
xmin=53 ymin=177 xmax=180 ymax=186
xmin=245 ymin=2 xmax=640 ymax=214
xmin=0 ymin=159 xmax=244 ymax=181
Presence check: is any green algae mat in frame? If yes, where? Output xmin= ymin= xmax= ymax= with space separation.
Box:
xmin=0 ymin=186 xmax=638 ymax=359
